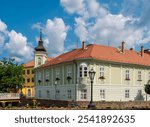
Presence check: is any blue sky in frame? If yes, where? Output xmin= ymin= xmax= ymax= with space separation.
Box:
xmin=0 ymin=0 xmax=150 ymax=63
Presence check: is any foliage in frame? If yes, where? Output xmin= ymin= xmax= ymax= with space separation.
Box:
xmin=144 ymin=80 xmax=150 ymax=95
xmin=134 ymin=91 xmax=144 ymax=101
xmin=0 ymin=58 xmax=23 ymax=93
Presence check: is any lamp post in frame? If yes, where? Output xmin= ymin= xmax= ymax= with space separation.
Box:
xmin=88 ymin=68 xmax=96 ymax=109
xmin=54 ymin=80 xmax=57 ymax=100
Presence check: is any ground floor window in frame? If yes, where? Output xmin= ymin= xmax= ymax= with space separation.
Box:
xmin=38 ymin=90 xmax=41 ymax=98
xmin=100 ymin=89 xmax=105 ymax=100
xmin=46 ymin=90 xmax=50 ymax=98
xmin=81 ymin=89 xmax=87 ymax=99
xmin=68 ymin=90 xmax=71 ymax=99
xmin=56 ymin=90 xmax=60 ymax=99
xmin=125 ymin=90 xmax=130 ymax=98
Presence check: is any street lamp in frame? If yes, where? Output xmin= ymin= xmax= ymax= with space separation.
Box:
xmin=88 ymin=68 xmax=96 ymax=109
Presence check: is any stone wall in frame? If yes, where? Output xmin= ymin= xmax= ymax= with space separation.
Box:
xmin=20 ymin=97 xmax=150 ymax=109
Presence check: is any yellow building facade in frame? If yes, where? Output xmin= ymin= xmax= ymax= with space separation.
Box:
xmin=22 ymin=60 xmax=35 ymax=97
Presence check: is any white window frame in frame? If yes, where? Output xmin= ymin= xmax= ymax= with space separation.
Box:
xmin=79 ymin=63 xmax=88 ymax=78
xmin=38 ymin=90 xmax=41 ymax=98
xmin=68 ymin=90 xmax=71 ymax=99
xmin=46 ymin=90 xmax=50 ymax=98
xmin=56 ymin=90 xmax=60 ymax=99
xmin=56 ymin=69 xmax=60 ymax=78
xmin=100 ymin=66 xmax=105 ymax=77
xmin=100 ymin=89 xmax=105 ymax=100
xmin=67 ymin=66 xmax=72 ymax=77
xmin=81 ymin=89 xmax=87 ymax=99
xmin=46 ymin=70 xmax=49 ymax=79
xmin=125 ymin=69 xmax=130 ymax=80
xmin=148 ymin=72 xmax=150 ymax=80
xmin=138 ymin=71 xmax=142 ymax=81
xmin=38 ymin=57 xmax=42 ymax=66
xmin=38 ymin=72 xmax=42 ymax=80
xmin=125 ymin=90 xmax=130 ymax=98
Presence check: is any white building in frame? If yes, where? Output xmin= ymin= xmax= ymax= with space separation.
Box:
xmin=34 ymin=38 xmax=150 ymax=101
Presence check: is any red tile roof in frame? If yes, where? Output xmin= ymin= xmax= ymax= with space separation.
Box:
xmin=40 ymin=44 xmax=150 ymax=68
xmin=23 ymin=60 xmax=34 ymax=68
xmin=23 ymin=57 xmax=53 ymax=68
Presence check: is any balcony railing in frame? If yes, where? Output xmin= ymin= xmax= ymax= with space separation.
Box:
xmin=0 ymin=93 xmax=20 ymax=100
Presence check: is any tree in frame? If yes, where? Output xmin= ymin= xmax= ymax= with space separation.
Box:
xmin=145 ymin=80 xmax=150 ymax=95
xmin=0 ymin=58 xmax=23 ymax=93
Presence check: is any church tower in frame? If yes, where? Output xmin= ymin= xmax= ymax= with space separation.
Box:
xmin=34 ymin=29 xmax=47 ymax=68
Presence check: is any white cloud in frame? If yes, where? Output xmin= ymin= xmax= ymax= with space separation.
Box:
xmin=74 ymin=17 xmax=88 ymax=41
xmin=0 ymin=19 xmax=33 ymax=62
xmin=33 ymin=18 xmax=69 ymax=56
xmin=0 ymin=20 xmax=7 ymax=52
xmin=5 ymin=30 xmax=33 ymax=62
xmin=0 ymin=19 xmax=7 ymax=32
xmin=0 ymin=34 xmax=5 ymax=53
xmin=61 ymin=0 xmax=150 ymax=48
xmin=60 ymin=0 xmax=85 ymax=14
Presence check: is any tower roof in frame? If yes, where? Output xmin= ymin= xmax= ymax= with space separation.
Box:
xmin=35 ymin=29 xmax=46 ymax=52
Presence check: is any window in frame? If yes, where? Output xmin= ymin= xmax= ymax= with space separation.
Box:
xmin=38 ymin=90 xmax=41 ymax=98
xmin=38 ymin=72 xmax=42 ymax=80
xmin=125 ymin=90 xmax=130 ymax=98
xmin=79 ymin=63 xmax=88 ymax=78
xmin=100 ymin=66 xmax=104 ymax=77
xmin=56 ymin=90 xmax=60 ymax=99
xmin=100 ymin=90 xmax=105 ymax=100
xmin=45 ymin=70 xmax=49 ymax=84
xmin=138 ymin=71 xmax=142 ymax=81
xmin=32 ymin=78 xmax=34 ymax=82
xmin=79 ymin=67 xmax=82 ymax=77
xmin=81 ymin=89 xmax=87 ymax=99
xmin=23 ymin=78 xmax=25 ymax=83
xmin=46 ymin=90 xmax=50 ymax=98
xmin=125 ymin=69 xmax=130 ymax=80
xmin=67 ymin=66 xmax=72 ymax=77
xmin=32 ymin=69 xmax=34 ymax=74
xmin=56 ymin=69 xmax=60 ymax=79
xmin=84 ymin=67 xmax=88 ymax=77
xmin=27 ymin=78 xmax=30 ymax=83
xmin=38 ymin=57 xmax=42 ymax=65
xmin=27 ymin=70 xmax=30 ymax=74
xmin=148 ymin=72 xmax=150 ymax=80
xmin=23 ymin=70 xmax=25 ymax=74
xmin=68 ymin=90 xmax=71 ymax=99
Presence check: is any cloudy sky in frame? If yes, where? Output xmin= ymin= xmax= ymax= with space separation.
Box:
xmin=0 ymin=0 xmax=150 ymax=63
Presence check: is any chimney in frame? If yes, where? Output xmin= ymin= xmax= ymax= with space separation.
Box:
xmin=130 ymin=48 xmax=134 ymax=51
xmin=141 ymin=46 xmax=144 ymax=57
xmin=82 ymin=41 xmax=86 ymax=49
xmin=121 ymin=41 xmax=125 ymax=53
